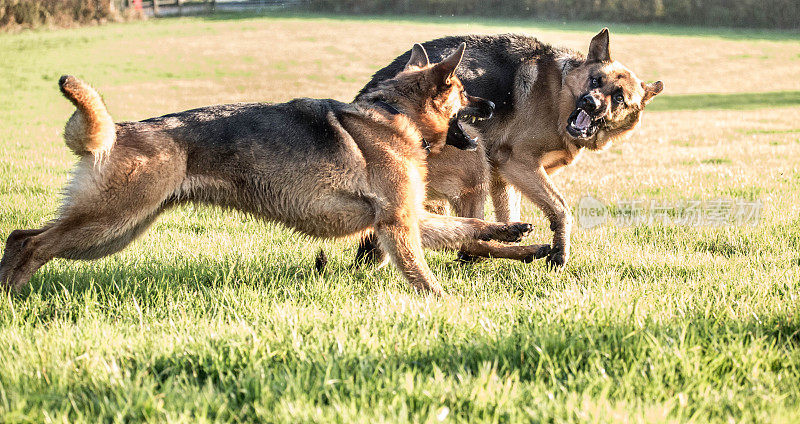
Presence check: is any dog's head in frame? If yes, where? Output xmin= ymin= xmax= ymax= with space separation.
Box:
xmin=372 ymin=43 xmax=494 ymax=153
xmin=561 ymin=28 xmax=663 ymax=149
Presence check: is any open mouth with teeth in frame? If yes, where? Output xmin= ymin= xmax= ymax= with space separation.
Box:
xmin=566 ymin=108 xmax=604 ymax=139
xmin=446 ymin=106 xmax=493 ymax=151
xmin=446 ymin=117 xmax=479 ymax=151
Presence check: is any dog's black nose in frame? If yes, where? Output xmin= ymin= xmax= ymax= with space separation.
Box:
xmin=484 ymin=100 xmax=495 ymax=114
xmin=465 ymin=95 xmax=495 ymax=119
xmin=478 ymin=99 xmax=495 ymax=118
xmin=578 ymin=94 xmax=602 ymax=113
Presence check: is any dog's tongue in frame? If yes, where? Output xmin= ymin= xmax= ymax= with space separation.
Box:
xmin=575 ymin=110 xmax=591 ymax=131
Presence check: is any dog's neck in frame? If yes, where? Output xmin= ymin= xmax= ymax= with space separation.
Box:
xmin=368 ymin=99 xmax=431 ymax=154
xmin=373 ymin=99 xmax=402 ymax=116
xmin=566 ymin=133 xmax=600 ymax=151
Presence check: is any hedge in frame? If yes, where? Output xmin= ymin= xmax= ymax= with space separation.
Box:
xmin=305 ymin=0 xmax=800 ymax=30
xmin=4 ymin=1 xmax=797 ymax=31
xmin=0 ymin=0 xmax=128 ymax=29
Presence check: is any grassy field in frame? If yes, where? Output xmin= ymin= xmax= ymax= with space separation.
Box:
xmin=1 ymin=13 xmax=800 ymax=423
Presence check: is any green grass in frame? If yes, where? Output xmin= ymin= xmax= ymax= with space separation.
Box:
xmin=205 ymin=11 xmax=800 ymax=42
xmin=699 ymin=158 xmax=732 ymax=165
xmin=649 ymin=91 xmax=800 ymax=112
xmin=2 ymin=14 xmax=800 ymax=423
xmin=738 ymin=128 xmax=800 ymax=135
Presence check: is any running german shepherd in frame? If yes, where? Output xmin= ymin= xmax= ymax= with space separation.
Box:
xmin=358 ymin=29 xmax=664 ymax=267
xmin=0 ymin=43 xmax=533 ymax=295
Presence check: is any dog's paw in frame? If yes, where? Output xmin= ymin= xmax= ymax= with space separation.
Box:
xmin=522 ymin=244 xmax=552 ymax=263
xmin=0 ymin=270 xmax=22 ymax=293
xmin=545 ymin=245 xmax=568 ymax=269
xmin=456 ymin=251 xmax=484 ymax=264
xmin=314 ymin=249 xmax=328 ymax=273
xmin=491 ymin=222 xmax=532 ymax=243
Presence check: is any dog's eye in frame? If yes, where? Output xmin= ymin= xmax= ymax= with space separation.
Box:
xmin=613 ymin=93 xmax=625 ymax=104
xmin=590 ymin=77 xmax=601 ymax=88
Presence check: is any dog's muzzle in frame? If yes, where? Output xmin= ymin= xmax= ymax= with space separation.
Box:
xmin=566 ymin=93 xmax=605 ymax=139
xmin=446 ymin=96 xmax=495 ymax=151
xmin=460 ymin=95 xmax=495 ymax=123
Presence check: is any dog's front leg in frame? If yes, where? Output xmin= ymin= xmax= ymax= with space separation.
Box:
xmin=499 ymin=158 xmax=572 ymax=268
xmin=449 ymin=189 xmax=485 ymax=221
xmin=458 ymin=240 xmax=551 ymax=262
xmin=354 ymin=233 xmax=385 ymax=267
xmin=489 ymin=170 xmax=522 ymax=222
xmin=417 ymin=212 xmax=532 ymax=249
xmin=375 ymin=220 xmax=444 ymax=296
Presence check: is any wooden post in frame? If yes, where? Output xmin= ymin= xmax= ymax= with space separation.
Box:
xmin=177 ymin=0 xmax=183 ymax=16
xmin=153 ymin=0 xmax=159 ymax=17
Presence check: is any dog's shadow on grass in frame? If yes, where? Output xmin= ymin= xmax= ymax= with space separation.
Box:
xmin=10 ymin=250 xmax=568 ymax=311
xmin=14 ymin=253 xmax=352 ymax=302
xmin=12 ymin=248 xmax=726 ymax=301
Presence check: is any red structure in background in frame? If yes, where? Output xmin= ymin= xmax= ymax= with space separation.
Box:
xmin=132 ymin=0 xmax=143 ymax=11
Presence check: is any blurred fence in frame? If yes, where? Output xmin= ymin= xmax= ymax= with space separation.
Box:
xmin=142 ymin=0 xmax=303 ymax=17
xmin=305 ymin=0 xmax=799 ymax=30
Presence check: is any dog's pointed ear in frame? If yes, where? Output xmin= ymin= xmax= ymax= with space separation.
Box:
xmin=404 ymin=44 xmax=430 ymax=70
xmin=587 ymin=28 xmax=611 ymax=63
xmin=641 ymin=80 xmax=664 ymax=105
xmin=432 ymin=42 xmax=466 ymax=85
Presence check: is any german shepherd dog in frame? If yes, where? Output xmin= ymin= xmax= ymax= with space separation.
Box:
xmin=357 ymin=29 xmax=664 ymax=267
xmin=0 ymin=43 xmax=534 ymax=295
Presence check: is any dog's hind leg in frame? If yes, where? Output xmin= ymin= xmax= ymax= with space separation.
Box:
xmin=0 ymin=205 xmax=167 ymax=290
xmin=0 ymin=228 xmax=49 ymax=290
xmin=1 ymin=149 xmax=184 ymax=290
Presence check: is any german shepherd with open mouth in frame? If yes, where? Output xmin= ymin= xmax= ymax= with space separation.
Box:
xmin=358 ymin=29 xmax=664 ymax=267
xmin=0 ymin=43 xmax=533 ymax=295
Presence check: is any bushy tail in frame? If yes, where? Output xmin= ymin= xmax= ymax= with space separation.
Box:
xmin=59 ymin=75 xmax=115 ymax=158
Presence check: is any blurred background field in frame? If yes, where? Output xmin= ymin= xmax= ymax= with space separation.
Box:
xmin=1 ymin=11 xmax=800 ymax=424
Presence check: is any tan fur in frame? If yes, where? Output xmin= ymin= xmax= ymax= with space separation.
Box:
xmin=59 ymin=76 xmax=116 ymax=161
xmin=1 ymin=46 xmax=536 ymax=295
xmin=424 ymin=29 xmax=663 ymax=266
xmin=353 ymin=121 xmax=551 ymax=265
xmin=425 ymin=125 xmax=489 ymax=219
